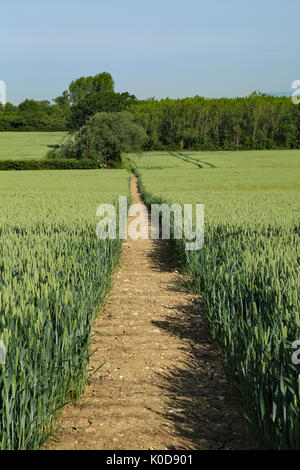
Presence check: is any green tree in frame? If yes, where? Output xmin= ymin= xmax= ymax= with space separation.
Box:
xmin=54 ymin=90 xmax=71 ymax=108
xmin=74 ymin=112 xmax=146 ymax=165
xmin=68 ymin=72 xmax=115 ymax=105
xmin=68 ymin=91 xmax=137 ymax=130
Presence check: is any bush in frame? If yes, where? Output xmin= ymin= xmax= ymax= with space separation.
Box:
xmin=49 ymin=112 xmax=146 ymax=168
xmin=47 ymin=140 xmax=78 ymax=160
xmin=75 ymin=112 xmax=146 ymax=165
xmin=0 ymin=159 xmax=100 ymax=171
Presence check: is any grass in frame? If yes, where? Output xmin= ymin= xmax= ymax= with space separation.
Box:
xmin=0 ymin=132 xmax=68 ymax=160
xmin=131 ymin=150 xmax=300 ymax=450
xmin=0 ymin=169 xmax=130 ymax=449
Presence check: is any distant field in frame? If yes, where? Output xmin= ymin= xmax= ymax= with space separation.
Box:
xmin=0 ymin=132 xmax=68 ymax=160
xmin=129 ymin=150 xmax=300 ymax=227
xmin=128 ymin=151 xmax=196 ymax=169
xmin=129 ymin=149 xmax=300 ymax=197
xmin=175 ymin=149 xmax=300 ymax=170
xmin=129 ymin=148 xmax=300 ymax=170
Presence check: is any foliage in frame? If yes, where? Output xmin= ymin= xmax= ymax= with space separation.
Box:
xmin=1 ymin=72 xmax=300 ymax=153
xmin=68 ymin=72 xmax=115 ymax=105
xmin=0 ymin=73 xmax=115 ymax=132
xmin=59 ymin=112 xmax=146 ymax=166
xmin=0 ymin=101 xmax=68 ymax=131
xmin=131 ymin=94 xmax=300 ymax=151
xmin=68 ymin=91 xmax=137 ymax=130
xmin=0 ymin=158 xmax=100 ymax=171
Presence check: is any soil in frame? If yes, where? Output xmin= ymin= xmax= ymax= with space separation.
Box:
xmin=46 ymin=174 xmax=255 ymax=450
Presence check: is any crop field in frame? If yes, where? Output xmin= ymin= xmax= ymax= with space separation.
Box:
xmin=0 ymin=169 xmax=130 ymax=449
xmin=131 ymin=150 xmax=300 ymax=226
xmin=171 ymin=149 xmax=300 ymax=169
xmin=128 ymin=151 xmax=196 ymax=169
xmin=0 ymin=132 xmax=67 ymax=160
xmin=130 ymin=150 xmax=300 ymax=449
xmin=0 ymin=139 xmax=299 ymax=450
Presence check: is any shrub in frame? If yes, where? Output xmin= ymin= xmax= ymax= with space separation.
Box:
xmin=0 ymin=159 xmax=100 ymax=171
xmin=50 ymin=112 xmax=146 ymax=168
xmin=75 ymin=112 xmax=146 ymax=166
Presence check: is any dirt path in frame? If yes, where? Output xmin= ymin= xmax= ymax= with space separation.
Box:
xmin=47 ymin=175 xmax=253 ymax=450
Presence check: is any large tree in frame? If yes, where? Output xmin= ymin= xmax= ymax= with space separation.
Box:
xmin=68 ymin=72 xmax=115 ymax=105
xmin=53 ymin=112 xmax=146 ymax=166
xmin=68 ymin=91 xmax=137 ymax=130
xmin=75 ymin=112 xmax=146 ymax=165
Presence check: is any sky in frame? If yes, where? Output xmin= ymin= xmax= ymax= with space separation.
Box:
xmin=1 ymin=0 xmax=299 ymax=104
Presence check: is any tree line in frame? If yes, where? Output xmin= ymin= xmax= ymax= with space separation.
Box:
xmin=0 ymin=99 xmax=67 ymax=131
xmin=131 ymin=94 xmax=300 ymax=150
xmin=1 ymin=72 xmax=299 ymax=151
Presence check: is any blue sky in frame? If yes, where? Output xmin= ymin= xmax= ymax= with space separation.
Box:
xmin=1 ymin=0 xmax=299 ymax=104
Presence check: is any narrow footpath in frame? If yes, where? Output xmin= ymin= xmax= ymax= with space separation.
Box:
xmin=47 ymin=175 xmax=253 ymax=450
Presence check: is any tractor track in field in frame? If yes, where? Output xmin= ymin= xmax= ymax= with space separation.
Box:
xmin=46 ymin=174 xmax=254 ymax=450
